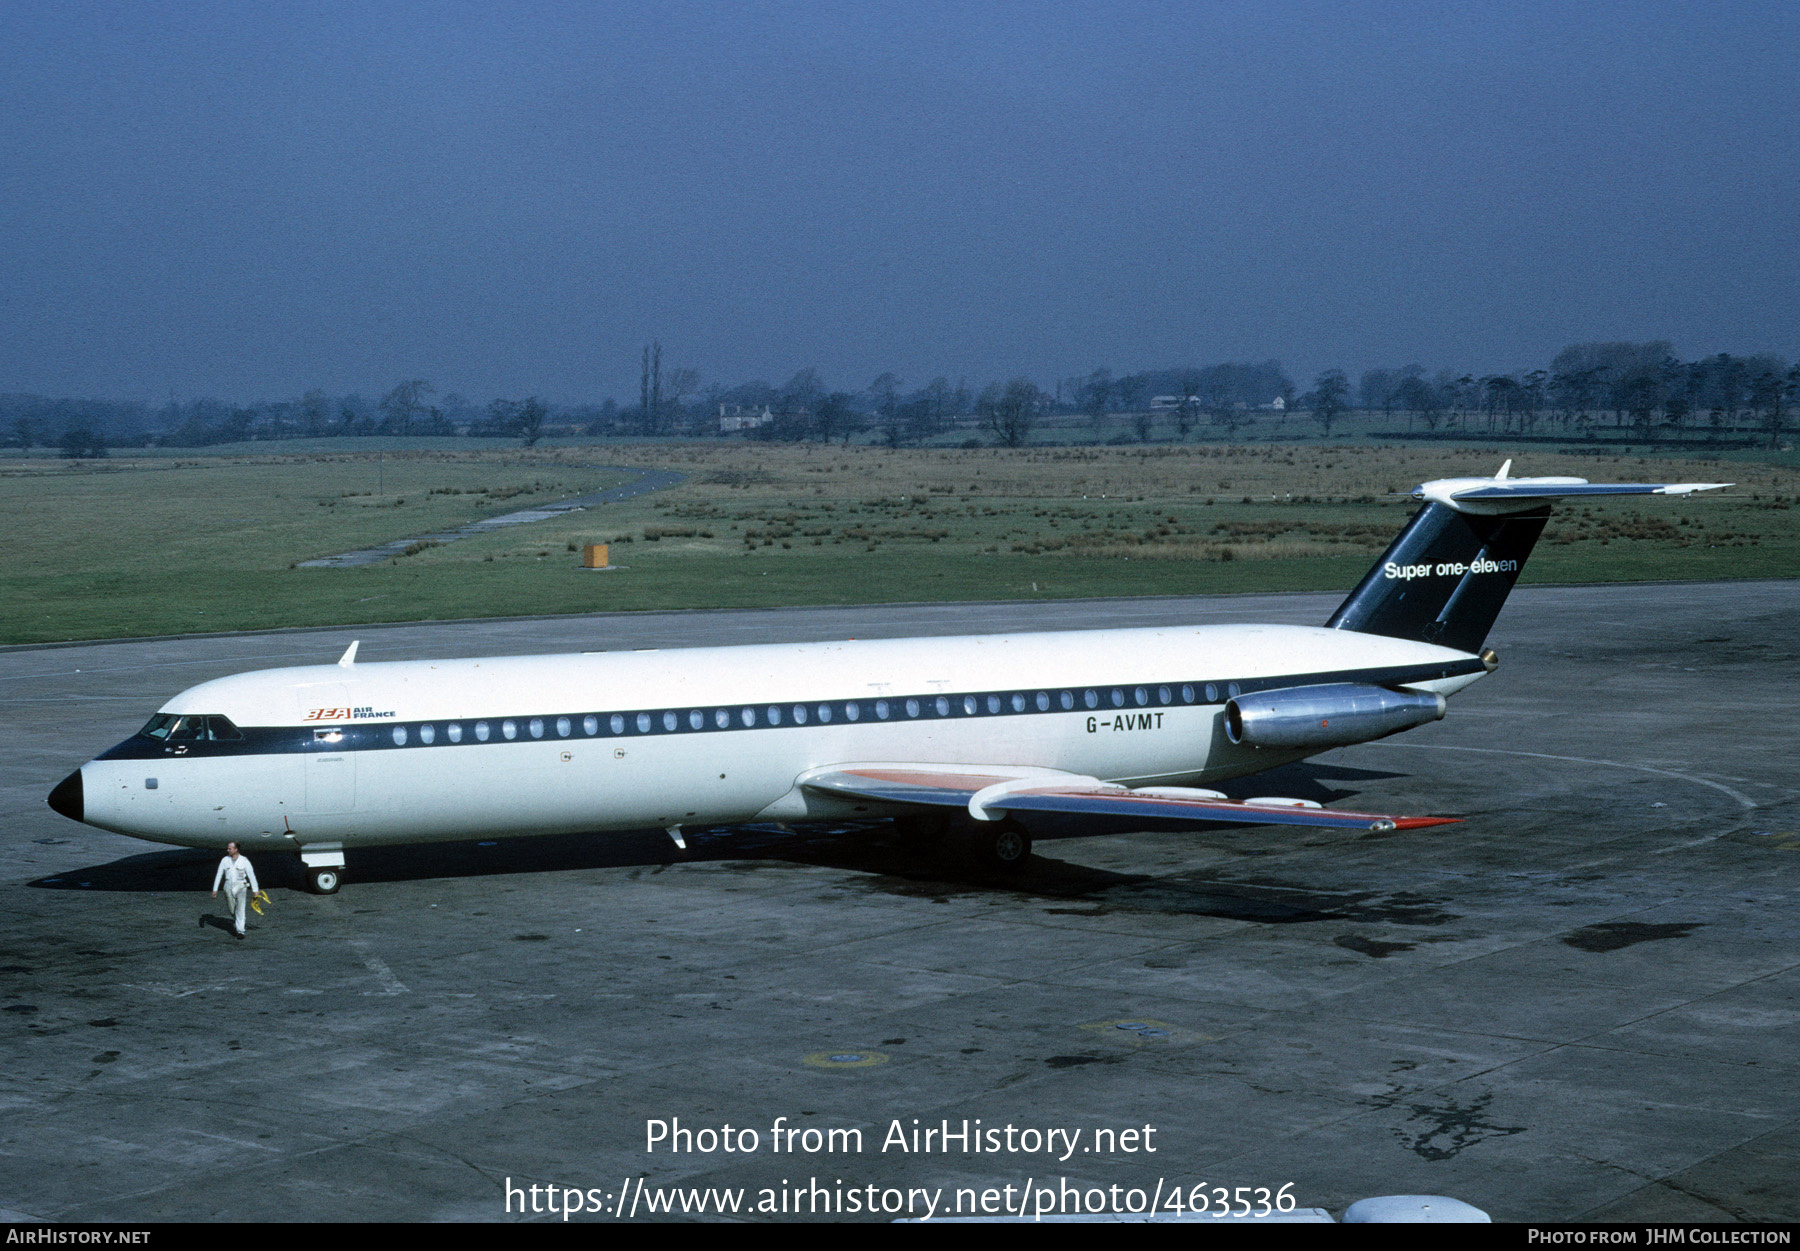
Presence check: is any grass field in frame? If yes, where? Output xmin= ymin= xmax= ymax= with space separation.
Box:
xmin=2 ymin=442 xmax=1795 ymax=644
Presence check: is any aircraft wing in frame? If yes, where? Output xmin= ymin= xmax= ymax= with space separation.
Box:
xmin=799 ymin=764 xmax=1458 ymax=833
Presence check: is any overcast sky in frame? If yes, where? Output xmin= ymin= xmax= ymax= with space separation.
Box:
xmin=2 ymin=1 xmax=1795 ymax=403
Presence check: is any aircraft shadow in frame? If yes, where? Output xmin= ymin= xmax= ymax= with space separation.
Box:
xmin=24 ymin=762 xmax=1438 ymax=925
xmin=27 ymin=830 xmax=684 ymax=893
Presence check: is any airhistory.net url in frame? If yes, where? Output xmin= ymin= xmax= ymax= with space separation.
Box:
xmin=506 ymin=1176 xmax=1299 ymax=1219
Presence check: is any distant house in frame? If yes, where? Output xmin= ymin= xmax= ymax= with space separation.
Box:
xmin=1262 ymin=396 xmax=1286 ymax=411
xmin=719 ymin=404 xmax=775 ymax=433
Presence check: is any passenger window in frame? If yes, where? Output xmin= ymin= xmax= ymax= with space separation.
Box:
xmin=1204 ymin=684 xmax=1218 ymax=703
xmin=766 ymin=706 xmax=781 ymax=725
xmin=1011 ymin=693 xmax=1026 ymax=713
xmin=503 ymin=720 xmax=518 ymax=740
xmin=1227 ymin=683 xmax=1241 ymax=698
xmin=663 ymin=711 xmax=678 ymax=732
xmin=612 ymin=714 xmax=627 ymax=734
xmin=874 ymin=700 xmax=889 ymax=719
xmin=740 ymin=708 xmax=756 ymax=727
xmin=689 ymin=710 xmax=704 ymax=730
xmin=963 ymin=696 xmax=977 ymax=715
xmin=792 ymin=705 xmax=808 ymax=725
xmin=1036 ymin=692 xmax=1050 ymax=711
xmin=1181 ymin=685 xmax=1194 ymax=703
xmin=420 ymin=724 xmax=436 ymax=744
xmin=715 ymin=709 xmax=731 ymax=729
xmin=529 ymin=718 xmax=544 ymax=739
xmin=986 ymin=695 xmax=1001 ymax=714
xmin=1158 ymin=686 xmax=1171 ymax=705
xmin=816 ymin=704 xmax=831 ymax=723
xmin=1060 ymin=691 xmax=1074 ymax=710
xmin=935 ymin=697 xmax=950 ymax=717
xmin=448 ymin=723 xmax=463 ymax=742
xmin=584 ymin=716 xmax=598 ymax=735
xmin=313 ymin=729 xmax=344 ymax=745
xmin=1083 ymin=690 xmax=1098 ymax=709
xmin=392 ymin=726 xmax=408 ymax=746
xmin=557 ymin=717 xmax=571 ymax=737
xmin=475 ymin=721 xmax=490 ymax=741
xmin=1134 ymin=688 xmax=1149 ymax=706
xmin=844 ymin=702 xmax=860 ymax=722
xmin=1111 ymin=689 xmax=1125 ymax=707
xmin=904 ymin=698 xmax=920 ymax=718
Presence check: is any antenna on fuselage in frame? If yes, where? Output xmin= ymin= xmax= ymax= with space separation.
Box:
xmin=337 ymin=641 xmax=359 ymax=668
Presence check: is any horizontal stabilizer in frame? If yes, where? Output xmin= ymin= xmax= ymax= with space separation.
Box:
xmin=1416 ymin=467 xmax=1730 ymax=515
xmin=801 ymin=765 xmax=1457 ymax=833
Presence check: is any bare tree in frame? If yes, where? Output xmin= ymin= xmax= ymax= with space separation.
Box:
xmin=1709 ymin=354 xmax=1745 ymax=440
xmin=514 ymin=397 xmax=548 ymax=446
xmin=662 ymin=367 xmax=700 ymax=433
xmin=639 ymin=345 xmax=653 ymax=434
xmin=1174 ymin=368 xmax=1201 ymax=441
xmin=1751 ymin=366 xmax=1797 ymax=449
xmin=378 ymin=379 xmax=434 ymax=436
xmin=917 ymin=376 xmax=954 ymax=441
xmin=651 ymin=343 xmax=664 ymax=433
xmin=1080 ymin=368 xmax=1112 ymax=437
xmin=1310 ymin=369 xmax=1349 ymax=438
xmin=486 ymin=398 xmax=520 ymax=436
xmin=1521 ymin=369 xmax=1547 ymax=434
xmin=1395 ymin=375 xmax=1439 ymax=431
xmin=781 ymin=368 xmax=824 ymax=415
xmin=1198 ymin=369 xmax=1240 ymax=439
xmin=981 ymin=378 xmax=1040 ymax=447
xmin=300 ymin=389 xmax=330 ymax=437
xmin=870 ymin=372 xmax=904 ymax=445
xmin=815 ymin=392 xmax=856 ymax=444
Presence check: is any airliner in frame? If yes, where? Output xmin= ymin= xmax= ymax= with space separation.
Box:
xmin=46 ymin=464 xmax=1727 ymax=894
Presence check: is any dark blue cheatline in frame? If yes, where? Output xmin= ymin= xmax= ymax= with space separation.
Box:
xmin=94 ymin=657 xmax=1486 ymax=762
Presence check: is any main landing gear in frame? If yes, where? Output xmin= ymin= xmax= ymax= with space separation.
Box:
xmin=895 ymin=813 xmax=1033 ymax=877
xmin=962 ymin=818 xmax=1032 ymax=876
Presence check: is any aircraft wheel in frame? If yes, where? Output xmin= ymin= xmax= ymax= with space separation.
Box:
xmin=306 ymin=866 xmax=342 ymax=895
xmin=967 ymin=820 xmax=1032 ymax=875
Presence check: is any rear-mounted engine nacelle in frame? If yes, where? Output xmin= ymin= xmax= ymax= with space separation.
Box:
xmin=1225 ymin=682 xmax=1446 ymax=750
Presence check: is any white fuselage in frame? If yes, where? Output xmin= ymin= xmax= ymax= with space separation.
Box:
xmin=75 ymin=623 xmax=1484 ymax=857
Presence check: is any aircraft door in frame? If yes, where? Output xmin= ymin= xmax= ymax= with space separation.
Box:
xmin=296 ymin=683 xmax=358 ymax=814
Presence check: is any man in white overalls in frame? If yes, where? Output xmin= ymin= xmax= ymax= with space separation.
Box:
xmin=211 ymin=842 xmax=260 ymax=939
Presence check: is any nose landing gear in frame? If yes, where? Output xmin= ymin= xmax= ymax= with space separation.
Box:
xmin=299 ymin=848 xmax=346 ymax=895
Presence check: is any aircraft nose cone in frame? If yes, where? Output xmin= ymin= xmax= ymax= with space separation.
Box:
xmin=47 ymin=770 xmax=83 ymax=823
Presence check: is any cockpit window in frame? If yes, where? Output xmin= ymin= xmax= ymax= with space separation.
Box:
xmin=140 ymin=713 xmax=243 ymax=742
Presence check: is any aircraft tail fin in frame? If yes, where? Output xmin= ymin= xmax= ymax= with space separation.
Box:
xmin=1326 ymin=465 xmax=1730 ymax=653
